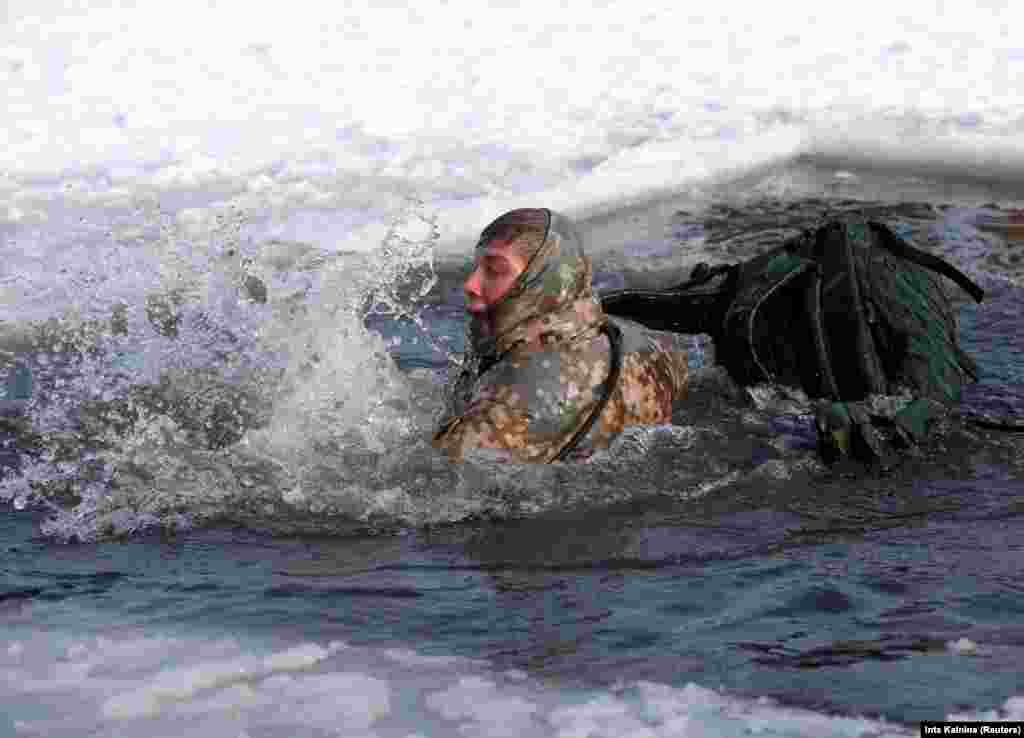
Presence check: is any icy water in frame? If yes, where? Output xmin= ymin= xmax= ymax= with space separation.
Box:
xmin=3 ymin=162 xmax=1024 ymax=736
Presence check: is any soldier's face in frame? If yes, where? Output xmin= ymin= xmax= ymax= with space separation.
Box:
xmin=464 ymin=239 xmax=529 ymax=314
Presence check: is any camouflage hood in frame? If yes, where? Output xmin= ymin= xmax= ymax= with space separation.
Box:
xmin=434 ymin=208 xmax=689 ymax=462
xmin=468 ymin=208 xmax=605 ymax=361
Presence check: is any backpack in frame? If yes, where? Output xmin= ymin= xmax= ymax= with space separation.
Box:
xmin=601 ymin=216 xmax=985 ymax=465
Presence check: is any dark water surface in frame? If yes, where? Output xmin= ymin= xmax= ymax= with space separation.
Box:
xmin=3 ymin=464 xmax=1022 ymax=726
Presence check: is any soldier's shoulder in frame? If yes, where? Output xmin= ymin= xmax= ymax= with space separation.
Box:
xmin=610 ymin=317 xmax=690 ymax=399
xmin=611 ymin=317 xmax=689 ymax=358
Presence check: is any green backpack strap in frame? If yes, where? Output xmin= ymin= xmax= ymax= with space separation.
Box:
xmin=870 ymin=221 xmax=984 ymax=304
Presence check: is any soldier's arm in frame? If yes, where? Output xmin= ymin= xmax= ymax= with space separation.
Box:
xmin=607 ymin=318 xmax=689 ymax=407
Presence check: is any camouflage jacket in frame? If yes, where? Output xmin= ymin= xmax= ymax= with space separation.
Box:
xmin=433 ymin=209 xmax=688 ymax=463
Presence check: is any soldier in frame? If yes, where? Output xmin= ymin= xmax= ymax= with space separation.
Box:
xmin=433 ymin=208 xmax=689 ymax=463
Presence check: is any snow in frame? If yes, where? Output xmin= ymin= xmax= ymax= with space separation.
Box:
xmin=1 ymin=0 xmax=1021 ymax=255
xmin=0 ymin=630 xmax=921 ymax=737
xmin=4 ymin=628 xmax=1020 ymax=737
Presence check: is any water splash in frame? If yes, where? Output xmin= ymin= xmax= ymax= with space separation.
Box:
xmin=1 ymin=190 xmax=835 ymax=541
xmin=1 ymin=194 xmax=463 ymax=539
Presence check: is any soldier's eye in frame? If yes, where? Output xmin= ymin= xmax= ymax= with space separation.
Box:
xmin=485 ymin=259 xmax=509 ymax=276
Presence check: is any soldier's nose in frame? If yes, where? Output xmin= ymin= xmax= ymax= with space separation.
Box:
xmin=464 ymin=267 xmax=483 ymax=298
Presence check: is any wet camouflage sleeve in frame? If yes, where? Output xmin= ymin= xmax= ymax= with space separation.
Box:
xmin=433 ymin=328 xmax=688 ymax=463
